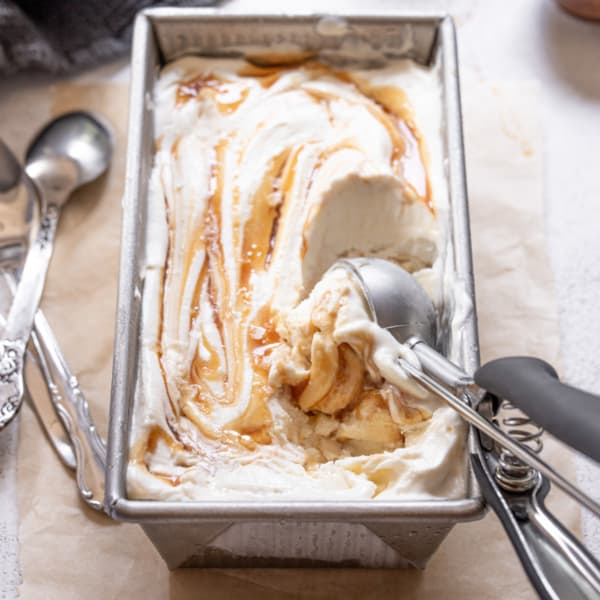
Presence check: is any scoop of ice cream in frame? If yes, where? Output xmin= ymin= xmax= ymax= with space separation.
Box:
xmin=270 ymin=266 xmax=432 ymax=452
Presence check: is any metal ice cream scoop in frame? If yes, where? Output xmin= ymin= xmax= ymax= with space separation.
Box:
xmin=337 ymin=257 xmax=600 ymax=469
xmin=335 ymin=256 xmax=600 ymax=600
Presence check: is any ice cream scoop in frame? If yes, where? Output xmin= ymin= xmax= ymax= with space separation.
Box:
xmin=335 ymin=256 xmax=600 ymax=599
xmin=334 ymin=257 xmax=600 ymax=508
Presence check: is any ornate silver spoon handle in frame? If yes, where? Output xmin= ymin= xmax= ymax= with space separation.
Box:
xmin=25 ymin=333 xmax=77 ymax=470
xmin=0 ymin=282 xmax=75 ymax=469
xmin=0 ymin=204 xmax=60 ymax=428
xmin=32 ymin=309 xmax=106 ymax=511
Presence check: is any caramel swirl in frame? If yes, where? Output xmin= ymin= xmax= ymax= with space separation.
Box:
xmin=134 ymin=55 xmax=444 ymax=494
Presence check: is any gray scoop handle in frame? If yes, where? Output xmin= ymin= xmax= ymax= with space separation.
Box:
xmin=475 ymin=357 xmax=600 ymax=463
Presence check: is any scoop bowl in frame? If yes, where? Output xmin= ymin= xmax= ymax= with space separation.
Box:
xmin=335 ymin=257 xmax=437 ymax=347
xmin=25 ymin=111 xmax=112 ymax=197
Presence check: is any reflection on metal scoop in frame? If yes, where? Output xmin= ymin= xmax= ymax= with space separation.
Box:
xmin=336 ymin=257 xmax=470 ymax=388
xmin=336 ymin=257 xmax=436 ymax=346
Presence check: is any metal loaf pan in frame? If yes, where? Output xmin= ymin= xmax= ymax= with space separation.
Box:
xmin=107 ymin=8 xmax=484 ymax=569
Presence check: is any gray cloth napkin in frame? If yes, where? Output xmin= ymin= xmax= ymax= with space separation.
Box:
xmin=0 ymin=0 xmax=214 ymax=75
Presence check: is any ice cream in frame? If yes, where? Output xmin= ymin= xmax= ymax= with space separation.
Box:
xmin=127 ymin=55 xmax=467 ymax=501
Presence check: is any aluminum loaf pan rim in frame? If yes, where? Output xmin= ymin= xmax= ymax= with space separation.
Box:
xmin=106 ymin=7 xmax=485 ymax=523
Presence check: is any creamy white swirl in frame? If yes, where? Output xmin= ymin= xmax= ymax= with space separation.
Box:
xmin=127 ymin=55 xmax=466 ymax=500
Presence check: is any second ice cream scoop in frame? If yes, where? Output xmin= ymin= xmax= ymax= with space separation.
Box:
xmin=0 ymin=112 xmax=112 ymax=430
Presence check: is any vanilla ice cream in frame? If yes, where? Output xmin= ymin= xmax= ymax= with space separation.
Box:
xmin=127 ymin=55 xmax=467 ymax=501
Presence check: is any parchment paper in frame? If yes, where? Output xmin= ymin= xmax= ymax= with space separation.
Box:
xmin=9 ymin=79 xmax=581 ymax=599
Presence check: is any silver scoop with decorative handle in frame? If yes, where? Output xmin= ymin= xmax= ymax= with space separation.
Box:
xmin=0 ymin=137 xmax=75 ymax=467
xmin=336 ymin=257 xmax=600 ymax=600
xmin=0 ymin=117 xmax=110 ymax=512
xmin=0 ymin=112 xmax=112 ymax=433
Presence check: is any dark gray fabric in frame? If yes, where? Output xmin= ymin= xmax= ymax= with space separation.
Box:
xmin=0 ymin=0 xmax=214 ymax=76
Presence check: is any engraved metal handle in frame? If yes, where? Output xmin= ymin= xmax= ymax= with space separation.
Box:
xmin=33 ymin=310 xmax=106 ymax=511
xmin=0 ymin=204 xmax=60 ymax=428
xmin=1 ymin=270 xmax=106 ymax=510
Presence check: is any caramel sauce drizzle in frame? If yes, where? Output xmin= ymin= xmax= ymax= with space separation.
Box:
xmin=146 ymin=424 xmax=185 ymax=454
xmin=266 ymin=144 xmax=304 ymax=262
xmin=351 ymin=80 xmax=433 ymax=212
xmin=239 ymin=149 xmax=291 ymax=288
xmin=237 ymin=63 xmax=284 ymax=88
xmin=156 ymin=171 xmax=179 ymax=419
xmin=145 ymin=58 xmax=437 ymax=475
xmin=176 ymin=73 xmax=225 ymax=104
xmin=303 ymin=68 xmax=433 ymax=212
xmin=131 ymin=424 xmax=188 ymax=487
xmin=176 ymin=73 xmax=250 ymax=114
xmin=225 ymin=148 xmax=301 ymax=443
xmin=201 ymin=140 xmax=231 ymax=402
